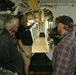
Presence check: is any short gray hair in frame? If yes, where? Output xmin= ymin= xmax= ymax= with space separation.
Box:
xmin=64 ymin=24 xmax=73 ymax=31
xmin=58 ymin=15 xmax=74 ymax=31
xmin=4 ymin=16 xmax=19 ymax=30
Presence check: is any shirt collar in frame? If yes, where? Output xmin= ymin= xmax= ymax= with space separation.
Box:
xmin=3 ymin=28 xmax=11 ymax=36
xmin=60 ymin=32 xmax=73 ymax=39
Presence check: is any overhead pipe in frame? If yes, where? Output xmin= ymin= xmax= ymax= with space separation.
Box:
xmin=38 ymin=0 xmax=42 ymax=7
xmin=23 ymin=0 xmax=42 ymax=23
xmin=24 ymin=0 xmax=40 ymax=11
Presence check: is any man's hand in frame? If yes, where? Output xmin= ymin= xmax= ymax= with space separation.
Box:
xmin=24 ymin=50 xmax=31 ymax=58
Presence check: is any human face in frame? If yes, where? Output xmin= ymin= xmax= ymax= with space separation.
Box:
xmin=21 ymin=15 xmax=28 ymax=26
xmin=57 ymin=22 xmax=63 ymax=35
xmin=12 ymin=22 xmax=19 ymax=33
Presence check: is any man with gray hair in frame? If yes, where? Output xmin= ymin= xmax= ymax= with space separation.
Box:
xmin=52 ymin=15 xmax=76 ymax=75
xmin=0 ymin=16 xmax=25 ymax=75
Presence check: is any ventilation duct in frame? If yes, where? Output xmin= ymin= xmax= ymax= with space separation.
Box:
xmin=23 ymin=0 xmax=42 ymax=23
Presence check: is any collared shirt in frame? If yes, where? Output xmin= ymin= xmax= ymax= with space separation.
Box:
xmin=16 ymin=25 xmax=33 ymax=45
xmin=52 ymin=32 xmax=76 ymax=75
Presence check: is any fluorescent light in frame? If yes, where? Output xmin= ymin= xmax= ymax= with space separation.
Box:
xmin=28 ymin=20 xmax=35 ymax=23
xmin=50 ymin=22 xmax=53 ymax=24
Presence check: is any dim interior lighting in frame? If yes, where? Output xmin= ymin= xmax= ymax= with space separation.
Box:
xmin=36 ymin=18 xmax=38 ymax=21
xmin=48 ymin=21 xmax=53 ymax=24
xmin=27 ymin=22 xmax=31 ymax=26
xmin=28 ymin=20 xmax=35 ymax=23
xmin=35 ymin=22 xmax=39 ymax=24
xmin=0 ymin=10 xmax=11 ymax=14
xmin=48 ymin=21 xmax=53 ymax=28
xmin=51 ymin=22 xmax=53 ymax=24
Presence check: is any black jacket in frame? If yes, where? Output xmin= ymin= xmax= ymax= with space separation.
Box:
xmin=49 ymin=26 xmax=60 ymax=45
xmin=0 ymin=29 xmax=25 ymax=75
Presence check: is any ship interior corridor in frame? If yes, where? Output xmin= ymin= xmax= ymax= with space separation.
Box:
xmin=0 ymin=0 xmax=76 ymax=75
xmin=29 ymin=34 xmax=54 ymax=75
xmin=32 ymin=37 xmax=47 ymax=53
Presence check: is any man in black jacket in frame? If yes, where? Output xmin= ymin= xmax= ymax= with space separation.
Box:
xmin=0 ymin=16 xmax=25 ymax=75
xmin=49 ymin=16 xmax=61 ymax=45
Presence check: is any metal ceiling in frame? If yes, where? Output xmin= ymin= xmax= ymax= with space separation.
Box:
xmin=1 ymin=0 xmax=76 ymax=15
xmin=37 ymin=0 xmax=76 ymax=9
xmin=37 ymin=0 xmax=76 ymax=4
xmin=0 ymin=0 xmax=76 ymax=23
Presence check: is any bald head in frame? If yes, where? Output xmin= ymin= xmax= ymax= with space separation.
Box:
xmin=19 ymin=15 xmax=28 ymax=26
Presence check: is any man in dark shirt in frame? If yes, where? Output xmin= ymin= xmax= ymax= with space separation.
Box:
xmin=0 ymin=16 xmax=25 ymax=75
xmin=16 ymin=14 xmax=34 ymax=75
xmin=50 ymin=16 xmax=61 ymax=45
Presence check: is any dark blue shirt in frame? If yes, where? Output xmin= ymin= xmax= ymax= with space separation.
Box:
xmin=16 ymin=25 xmax=33 ymax=45
xmin=49 ymin=26 xmax=60 ymax=45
